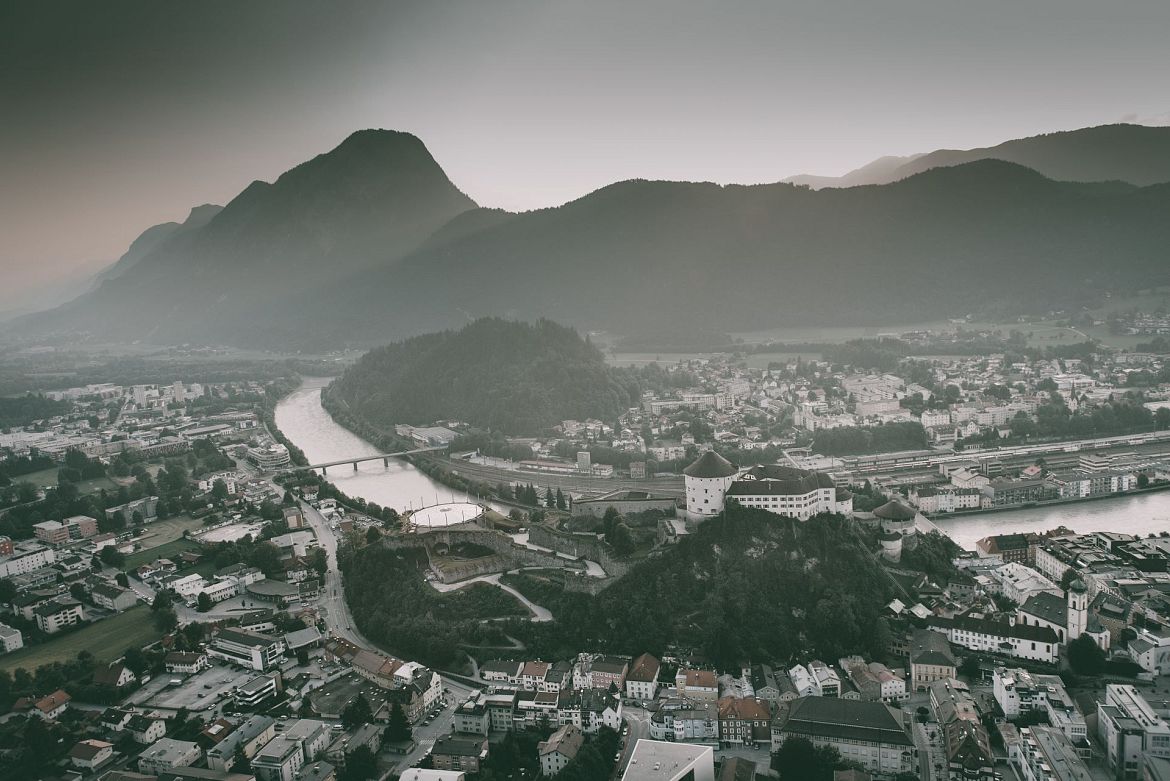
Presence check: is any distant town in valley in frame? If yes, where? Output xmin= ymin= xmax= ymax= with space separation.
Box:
xmin=8 ymin=3 xmax=1170 ymax=780
xmin=3 ymin=311 xmax=1170 ymax=781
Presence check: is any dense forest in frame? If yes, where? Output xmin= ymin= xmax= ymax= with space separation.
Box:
xmin=0 ymin=394 xmax=72 ymax=428
xmin=339 ymin=545 xmax=525 ymax=667
xmin=328 ymin=318 xmax=638 ymax=434
xmin=811 ymin=421 xmax=929 ymax=456
xmin=342 ymin=506 xmax=897 ymax=671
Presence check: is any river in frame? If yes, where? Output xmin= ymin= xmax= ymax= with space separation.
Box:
xmin=932 ymin=492 xmax=1170 ymax=550
xmin=277 ymin=378 xmax=1170 ymax=551
xmin=274 ymin=377 xmax=481 ymax=513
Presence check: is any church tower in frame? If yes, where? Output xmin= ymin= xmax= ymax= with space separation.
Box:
xmin=1067 ymin=578 xmax=1088 ymax=641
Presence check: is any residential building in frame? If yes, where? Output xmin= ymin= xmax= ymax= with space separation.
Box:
xmin=207 ymin=716 xmax=277 ymax=771
xmin=91 ymin=582 xmax=139 ymax=612
xmin=34 ymin=597 xmax=84 ymax=633
xmin=71 ymin=738 xmax=114 ymax=769
xmin=236 ymin=674 xmax=280 ymax=707
xmin=31 ymin=689 xmax=71 ymax=720
xmin=1097 ymin=684 xmax=1170 ymax=780
xmin=430 ymin=735 xmax=488 ymax=775
xmin=626 ymin=653 xmax=661 ymax=702
xmin=538 ymin=724 xmax=584 ymax=777
xmin=717 ymin=697 xmax=770 ymax=746
xmin=621 ymin=740 xmax=715 ymax=781
xmin=325 ymin=724 xmax=381 ymax=770
xmin=127 ymin=715 xmax=168 ymax=745
xmin=252 ymin=735 xmax=304 ymax=781
xmin=648 ymin=700 xmax=719 ymax=742
xmin=165 ymin=651 xmax=210 ymax=674
xmin=677 ymin=668 xmax=719 ymax=701
xmin=771 ymin=697 xmax=916 ymax=777
xmin=90 ymin=662 xmax=134 ymax=690
xmin=453 ymin=690 xmax=489 ymax=736
xmin=910 ymin=629 xmax=957 ymax=690
xmin=1016 ymin=726 xmax=1092 ymax=781
xmin=138 ymin=738 xmax=203 ymax=775
xmin=0 ymin=622 xmax=24 ymax=653
xmin=282 ymin=719 xmax=331 ymax=763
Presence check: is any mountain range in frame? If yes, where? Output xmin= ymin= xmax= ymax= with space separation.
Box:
xmin=15 ymin=123 xmax=1170 ymax=349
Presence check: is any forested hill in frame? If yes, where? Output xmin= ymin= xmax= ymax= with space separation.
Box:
xmin=507 ymin=506 xmax=897 ymax=669
xmin=327 ymin=318 xmax=638 ymax=434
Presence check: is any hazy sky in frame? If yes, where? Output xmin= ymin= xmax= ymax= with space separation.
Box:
xmin=2 ymin=0 xmax=1169 ymax=297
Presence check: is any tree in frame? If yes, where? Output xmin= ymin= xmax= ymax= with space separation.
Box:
xmin=384 ymin=700 xmax=412 ymax=743
xmin=342 ymin=745 xmax=377 ymax=781
xmin=1059 ymin=568 xmax=1078 ymax=592
xmin=1138 ymin=472 xmax=1151 ymax=488
xmin=1067 ymin=635 xmax=1106 ymax=676
xmin=296 ymin=647 xmax=310 ymax=666
xmin=772 ymin=735 xmax=855 ymax=781
xmin=123 ymin=646 xmax=149 ymax=677
xmin=341 ymin=693 xmax=373 ymax=730
xmin=116 ymin=572 xmax=130 ymax=587
xmin=153 ymin=606 xmax=178 ymax=632
xmin=197 ymin=592 xmax=213 ymax=613
xmin=959 ymin=655 xmax=982 ymax=680
xmin=555 ymin=487 xmax=566 ymax=511
xmin=309 ymin=547 xmax=329 ymax=577
xmin=365 ymin=525 xmax=381 ymax=544
xmin=211 ymin=478 xmax=229 ymax=502
xmin=70 ymin=583 xmax=88 ymax=603
xmin=99 ymin=546 xmax=126 ymax=568
xmin=0 ymin=577 xmax=16 ymax=604
xmin=544 ymin=487 xmax=555 ymax=508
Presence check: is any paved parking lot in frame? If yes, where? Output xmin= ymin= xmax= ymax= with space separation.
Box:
xmin=146 ymin=665 xmax=256 ymax=713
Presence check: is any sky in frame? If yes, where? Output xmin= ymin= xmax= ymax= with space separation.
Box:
xmin=2 ymin=0 xmax=1169 ymax=307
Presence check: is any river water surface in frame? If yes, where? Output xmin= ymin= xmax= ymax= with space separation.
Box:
xmin=277 ymin=379 xmax=1170 ymax=550
xmin=274 ymin=377 xmax=481 ymax=512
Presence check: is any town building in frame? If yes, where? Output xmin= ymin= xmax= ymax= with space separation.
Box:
xmin=771 ymin=697 xmax=916 ymax=777
xmin=1097 ymin=684 xmax=1170 ymax=780
xmin=70 ymin=739 xmax=114 ymax=770
xmin=626 ymin=653 xmax=661 ymax=702
xmin=1015 ymin=726 xmax=1092 ymax=781
xmin=208 ymin=628 xmax=285 ymax=671
xmin=910 ymin=629 xmax=957 ymax=691
xmin=621 ymin=740 xmax=715 ymax=781
xmin=430 ymin=735 xmax=488 ymax=775
xmin=0 ymin=622 xmax=24 ymax=653
xmin=538 ymin=724 xmax=584 ymax=777
xmin=206 ymin=716 xmax=277 ymax=771
xmin=138 ymin=738 xmax=203 ymax=775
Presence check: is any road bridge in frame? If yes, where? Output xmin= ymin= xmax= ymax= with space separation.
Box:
xmin=274 ymin=445 xmax=446 ymax=474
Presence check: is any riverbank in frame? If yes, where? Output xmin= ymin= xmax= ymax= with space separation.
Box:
xmin=924 ymin=481 xmax=1170 ymax=521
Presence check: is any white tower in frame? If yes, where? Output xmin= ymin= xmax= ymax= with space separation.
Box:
xmin=1067 ymin=579 xmax=1088 ymax=641
xmin=683 ymin=451 xmax=738 ymax=522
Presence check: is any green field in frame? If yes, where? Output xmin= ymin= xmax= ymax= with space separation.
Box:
xmin=0 ymin=606 xmax=161 ymax=674
xmin=124 ymin=537 xmax=203 ymax=569
xmin=17 ymin=467 xmax=118 ymax=494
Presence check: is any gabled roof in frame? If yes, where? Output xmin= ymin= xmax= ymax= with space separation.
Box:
xmin=1020 ymin=591 xmax=1068 ymax=628
xmin=777 ymin=696 xmax=913 ymax=747
xmin=627 ymin=652 xmax=660 ymax=683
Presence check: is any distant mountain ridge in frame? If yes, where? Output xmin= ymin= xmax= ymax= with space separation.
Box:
xmin=19 ymin=129 xmax=476 ymax=343
xmin=16 ymin=123 xmax=1170 ymax=348
xmin=785 ymin=124 xmax=1170 ymax=188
